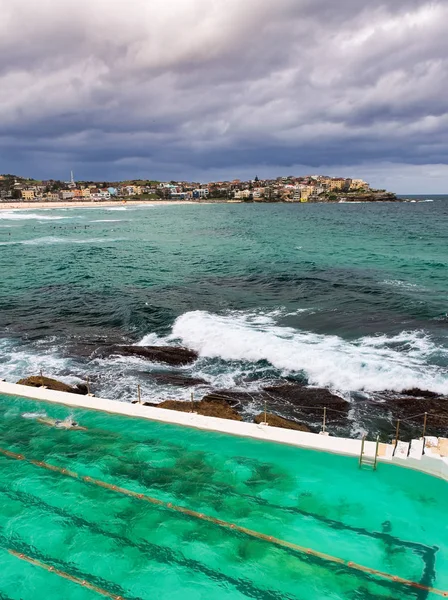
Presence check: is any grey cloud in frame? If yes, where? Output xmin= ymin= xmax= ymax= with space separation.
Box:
xmin=0 ymin=0 xmax=447 ymax=191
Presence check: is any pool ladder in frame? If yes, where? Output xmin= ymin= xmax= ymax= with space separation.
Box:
xmin=359 ymin=436 xmax=380 ymax=470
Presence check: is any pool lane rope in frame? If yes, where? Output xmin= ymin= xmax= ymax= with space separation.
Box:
xmin=8 ymin=550 xmax=124 ymax=600
xmin=1 ymin=446 xmax=446 ymax=599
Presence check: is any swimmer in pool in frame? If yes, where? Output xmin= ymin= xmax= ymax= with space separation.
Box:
xmin=37 ymin=416 xmax=87 ymax=431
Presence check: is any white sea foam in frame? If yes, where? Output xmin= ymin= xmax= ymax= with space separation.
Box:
xmin=381 ymin=279 xmax=421 ymax=291
xmin=0 ymin=211 xmax=68 ymax=221
xmin=137 ymin=332 xmax=167 ymax=346
xmin=0 ymin=340 xmax=73 ymax=383
xmin=167 ymin=310 xmax=448 ymax=395
xmin=0 ymin=236 xmax=125 ymax=246
xmin=91 ymin=219 xmax=124 ymax=223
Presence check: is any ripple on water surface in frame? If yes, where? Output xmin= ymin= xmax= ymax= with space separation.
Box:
xmin=0 ymin=393 xmax=447 ymax=599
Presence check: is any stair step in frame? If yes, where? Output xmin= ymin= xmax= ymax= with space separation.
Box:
xmin=394 ymin=441 xmax=410 ymax=459
xmin=409 ymin=439 xmax=424 ymax=460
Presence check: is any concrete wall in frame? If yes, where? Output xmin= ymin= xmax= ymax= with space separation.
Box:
xmin=1 ymin=381 xmax=447 ymax=481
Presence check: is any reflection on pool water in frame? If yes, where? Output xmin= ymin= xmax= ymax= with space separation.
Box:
xmin=0 ymin=393 xmax=446 ymax=600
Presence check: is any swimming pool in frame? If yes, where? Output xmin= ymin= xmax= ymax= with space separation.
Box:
xmin=0 ymin=393 xmax=446 ymax=599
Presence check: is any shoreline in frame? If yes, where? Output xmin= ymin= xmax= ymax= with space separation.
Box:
xmin=0 ymin=200 xmax=203 ymax=210
xmin=0 ymin=196 xmax=407 ymax=211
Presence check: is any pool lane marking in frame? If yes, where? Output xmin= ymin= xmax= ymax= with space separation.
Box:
xmin=1 ymin=447 xmax=446 ymax=598
xmin=0 ymin=487 xmax=290 ymax=600
xmin=8 ymin=550 xmax=124 ymax=600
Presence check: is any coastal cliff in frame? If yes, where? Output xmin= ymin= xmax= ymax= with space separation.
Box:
xmin=323 ymin=191 xmax=399 ymax=203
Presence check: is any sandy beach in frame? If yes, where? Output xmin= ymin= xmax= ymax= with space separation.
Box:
xmin=0 ymin=200 xmax=203 ymax=210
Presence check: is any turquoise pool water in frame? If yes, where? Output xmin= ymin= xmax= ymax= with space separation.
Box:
xmin=0 ymin=393 xmax=446 ymax=599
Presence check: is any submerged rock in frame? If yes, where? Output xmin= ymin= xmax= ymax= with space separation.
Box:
xmin=254 ymin=413 xmax=311 ymax=432
xmin=17 ymin=376 xmax=88 ymax=395
xmin=148 ymin=373 xmax=208 ymax=387
xmin=145 ymin=397 xmax=242 ymax=421
xmin=97 ymin=345 xmax=199 ymax=366
xmin=200 ymin=392 xmax=244 ymax=408
xmin=262 ymin=383 xmax=349 ymax=410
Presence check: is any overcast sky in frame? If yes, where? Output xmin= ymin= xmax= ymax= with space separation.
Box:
xmin=1 ymin=0 xmax=447 ymax=192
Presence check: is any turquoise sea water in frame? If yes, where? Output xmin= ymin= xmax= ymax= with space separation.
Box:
xmin=0 ymin=199 xmax=447 ymax=430
xmin=0 ymin=393 xmax=446 ymax=599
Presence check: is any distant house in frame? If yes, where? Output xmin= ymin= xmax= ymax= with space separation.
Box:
xmin=21 ymin=189 xmax=35 ymax=201
xmin=234 ymin=190 xmax=252 ymax=200
xmin=59 ymin=190 xmax=75 ymax=200
xmin=46 ymin=192 xmax=60 ymax=202
xmin=328 ymin=178 xmax=346 ymax=191
xmin=170 ymin=192 xmax=190 ymax=200
xmin=350 ymin=179 xmax=369 ymax=191
xmin=193 ymin=189 xmax=209 ymax=199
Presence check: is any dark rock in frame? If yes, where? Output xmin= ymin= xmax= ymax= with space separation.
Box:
xmin=388 ymin=396 xmax=448 ymax=430
xmin=362 ymin=392 xmax=448 ymax=438
xmin=205 ymin=383 xmax=349 ymax=411
xmin=254 ymin=413 xmax=311 ymax=432
xmin=64 ymin=336 xmax=127 ymax=359
xmin=201 ymin=385 xmax=349 ymax=433
xmin=401 ymin=388 xmax=439 ymax=399
xmin=149 ymin=373 xmax=208 ymax=387
xmin=200 ymin=392 xmax=245 ymax=408
xmin=73 ymin=383 xmax=89 ymax=395
xmin=147 ymin=398 xmax=242 ymax=421
xmin=263 ymin=383 xmax=349 ymax=410
xmin=17 ymin=376 xmax=88 ymax=395
xmin=96 ymin=345 xmax=199 ymax=366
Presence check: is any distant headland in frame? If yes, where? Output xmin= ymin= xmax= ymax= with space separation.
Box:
xmin=0 ymin=173 xmax=399 ymax=204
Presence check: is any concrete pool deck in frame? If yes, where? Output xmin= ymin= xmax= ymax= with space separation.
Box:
xmin=1 ymin=380 xmax=447 ymax=482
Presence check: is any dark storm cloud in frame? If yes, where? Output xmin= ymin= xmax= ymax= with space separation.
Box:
xmin=0 ymin=0 xmax=447 ymax=190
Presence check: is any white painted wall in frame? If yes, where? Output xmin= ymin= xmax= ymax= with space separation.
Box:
xmin=0 ymin=381 xmax=447 ymax=481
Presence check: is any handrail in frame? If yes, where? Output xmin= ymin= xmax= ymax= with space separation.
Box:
xmin=359 ymin=436 xmax=365 ymax=468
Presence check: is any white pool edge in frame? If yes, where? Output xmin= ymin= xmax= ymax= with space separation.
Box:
xmin=1 ymin=381 xmax=447 ymax=482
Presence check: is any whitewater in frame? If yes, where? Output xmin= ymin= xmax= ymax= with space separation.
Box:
xmin=139 ymin=310 xmax=448 ymax=396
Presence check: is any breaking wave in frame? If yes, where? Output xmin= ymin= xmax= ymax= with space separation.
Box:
xmin=0 ymin=339 xmax=74 ymax=383
xmin=166 ymin=310 xmax=448 ymax=395
xmin=0 ymin=211 xmax=68 ymax=221
xmin=0 ymin=236 xmax=125 ymax=246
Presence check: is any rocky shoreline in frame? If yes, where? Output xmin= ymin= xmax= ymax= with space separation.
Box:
xmin=17 ymin=344 xmax=448 ymax=441
xmin=321 ymin=191 xmax=400 ymax=203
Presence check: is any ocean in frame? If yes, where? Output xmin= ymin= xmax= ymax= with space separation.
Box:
xmin=0 ymin=196 xmax=447 ymax=436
